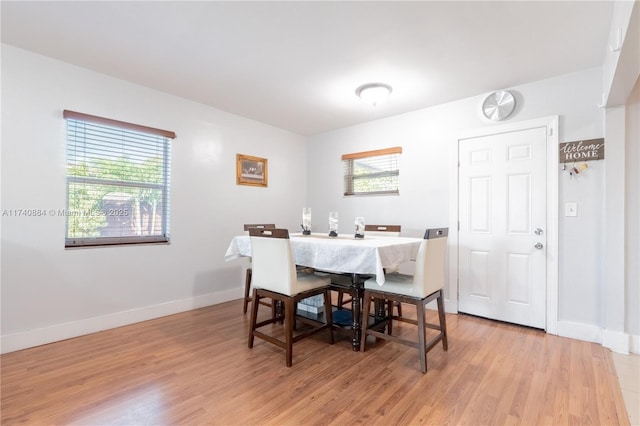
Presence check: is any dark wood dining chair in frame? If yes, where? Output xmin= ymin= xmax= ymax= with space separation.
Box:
xmin=360 ymin=228 xmax=448 ymax=373
xmin=243 ymin=224 xmax=276 ymax=314
xmin=248 ymin=228 xmax=334 ymax=367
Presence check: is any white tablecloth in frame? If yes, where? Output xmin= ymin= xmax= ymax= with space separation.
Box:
xmin=224 ymin=232 xmax=422 ymax=285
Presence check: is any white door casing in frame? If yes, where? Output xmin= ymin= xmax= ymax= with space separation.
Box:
xmin=448 ymin=116 xmax=559 ymax=333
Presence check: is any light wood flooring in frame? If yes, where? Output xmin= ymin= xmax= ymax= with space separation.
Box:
xmin=611 ymin=352 xmax=640 ymax=425
xmin=1 ymin=300 xmax=631 ymax=425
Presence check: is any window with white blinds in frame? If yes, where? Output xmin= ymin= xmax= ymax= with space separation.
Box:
xmin=63 ymin=110 xmax=175 ymax=247
xmin=342 ymin=147 xmax=402 ymax=196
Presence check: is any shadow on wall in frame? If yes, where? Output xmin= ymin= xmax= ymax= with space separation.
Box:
xmin=193 ymin=264 xmax=245 ymax=296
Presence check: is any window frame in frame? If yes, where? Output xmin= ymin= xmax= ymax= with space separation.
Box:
xmin=63 ymin=110 xmax=175 ymax=248
xmin=342 ymin=147 xmax=402 ymax=196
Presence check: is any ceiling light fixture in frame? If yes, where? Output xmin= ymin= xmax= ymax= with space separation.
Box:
xmin=355 ymin=82 xmax=393 ymax=107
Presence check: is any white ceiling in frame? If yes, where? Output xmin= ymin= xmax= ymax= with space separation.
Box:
xmin=1 ymin=1 xmax=614 ymax=136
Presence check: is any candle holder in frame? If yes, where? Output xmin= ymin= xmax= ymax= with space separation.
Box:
xmin=354 ymin=217 xmax=365 ymax=238
xmin=302 ymin=207 xmax=312 ymax=235
xmin=328 ymin=211 xmax=338 ymax=237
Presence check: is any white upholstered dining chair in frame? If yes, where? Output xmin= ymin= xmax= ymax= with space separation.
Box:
xmin=242 ymin=223 xmax=276 ymax=314
xmin=248 ymin=228 xmax=334 ymax=367
xmin=360 ymin=228 xmax=448 ymax=373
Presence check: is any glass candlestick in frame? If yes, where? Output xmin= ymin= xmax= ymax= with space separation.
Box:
xmin=355 ymin=216 xmax=365 ymax=238
xmin=302 ymin=207 xmax=312 ymax=235
xmin=328 ymin=211 xmax=338 ymax=237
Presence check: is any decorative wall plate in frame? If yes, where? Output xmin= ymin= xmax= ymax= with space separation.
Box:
xmin=482 ymin=90 xmax=516 ymax=121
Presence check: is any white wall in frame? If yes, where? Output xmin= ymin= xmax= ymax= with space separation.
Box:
xmin=307 ymin=67 xmax=607 ymax=342
xmin=0 ymin=45 xmax=308 ymax=353
xmin=625 ymin=77 xmax=639 ymax=349
xmin=599 ymin=0 xmax=639 ymax=354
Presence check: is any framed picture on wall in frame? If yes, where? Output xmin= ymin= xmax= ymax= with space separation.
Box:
xmin=236 ymin=154 xmax=268 ymax=187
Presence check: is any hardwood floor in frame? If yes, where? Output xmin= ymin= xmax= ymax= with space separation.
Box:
xmin=1 ymin=300 xmax=630 ymax=425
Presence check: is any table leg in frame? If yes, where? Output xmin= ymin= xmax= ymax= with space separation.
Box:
xmin=275 ymin=300 xmax=284 ymax=324
xmin=350 ymin=273 xmax=363 ymax=351
xmin=375 ymin=298 xmax=386 ymax=318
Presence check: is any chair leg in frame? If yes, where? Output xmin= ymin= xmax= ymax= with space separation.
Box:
xmin=416 ymin=301 xmax=427 ymax=374
xmin=284 ymin=297 xmax=295 ymax=367
xmin=386 ymin=300 xmax=394 ymax=335
xmin=271 ymin=299 xmax=278 ymax=321
xmin=292 ymin=301 xmax=297 ymax=331
xmin=248 ymin=287 xmax=260 ymax=348
xmin=243 ymin=268 xmax=252 ymax=314
xmin=437 ymin=290 xmax=448 ymax=351
xmin=275 ymin=300 xmax=285 ymax=325
xmin=395 ymin=301 xmax=403 ymax=317
xmin=323 ymin=288 xmax=334 ymax=344
xmin=360 ymin=290 xmax=372 ymax=351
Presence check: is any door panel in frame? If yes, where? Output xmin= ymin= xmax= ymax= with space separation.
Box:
xmin=470 ymin=176 xmax=491 ymax=231
xmin=508 ymin=174 xmax=531 ymax=233
xmin=458 ymin=126 xmax=547 ymax=329
xmin=469 ymin=250 xmax=490 ymax=298
xmin=507 ymin=253 xmax=531 ymax=304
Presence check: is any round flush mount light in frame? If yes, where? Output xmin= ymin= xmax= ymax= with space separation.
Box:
xmin=482 ymin=90 xmax=516 ymax=121
xmin=355 ymin=82 xmax=393 ymax=107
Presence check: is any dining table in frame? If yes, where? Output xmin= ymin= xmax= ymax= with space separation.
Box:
xmin=224 ymin=232 xmax=423 ymax=351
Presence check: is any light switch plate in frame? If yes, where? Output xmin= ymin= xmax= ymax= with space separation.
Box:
xmin=565 ymin=202 xmax=578 ymax=217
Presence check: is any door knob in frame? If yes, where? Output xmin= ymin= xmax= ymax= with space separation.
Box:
xmin=534 ymin=242 xmax=544 ymax=250
xmin=534 ymin=228 xmax=544 ymax=235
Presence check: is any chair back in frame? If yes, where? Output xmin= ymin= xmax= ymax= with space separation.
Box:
xmin=413 ymin=228 xmax=448 ymax=297
xmin=364 ymin=224 xmax=401 ymax=237
xmin=243 ymin=223 xmax=276 ymax=235
xmin=248 ymin=228 xmax=298 ymax=296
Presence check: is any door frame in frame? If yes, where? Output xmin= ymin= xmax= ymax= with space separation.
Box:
xmin=448 ymin=116 xmax=559 ymax=334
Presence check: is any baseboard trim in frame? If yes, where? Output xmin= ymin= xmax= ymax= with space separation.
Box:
xmin=556 ymin=321 xmax=634 ymax=354
xmin=444 ymin=299 xmax=457 ymax=313
xmin=0 ymin=289 xmax=241 ymax=354
xmin=631 ymin=334 xmax=640 ymax=354
xmin=602 ymin=329 xmax=631 ymax=354
xmin=557 ymin=320 xmax=602 ymax=344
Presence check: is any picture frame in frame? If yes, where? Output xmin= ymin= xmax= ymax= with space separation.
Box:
xmin=236 ymin=154 xmax=268 ymax=187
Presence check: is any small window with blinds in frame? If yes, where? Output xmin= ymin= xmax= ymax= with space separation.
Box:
xmin=342 ymin=147 xmax=402 ymax=196
xmin=63 ymin=110 xmax=175 ymax=247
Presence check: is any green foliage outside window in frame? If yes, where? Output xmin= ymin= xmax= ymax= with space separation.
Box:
xmin=66 ymin=157 xmax=165 ymax=238
xmin=343 ymin=150 xmax=400 ymax=196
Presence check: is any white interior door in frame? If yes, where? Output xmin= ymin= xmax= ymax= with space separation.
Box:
xmin=458 ymin=125 xmax=547 ymax=329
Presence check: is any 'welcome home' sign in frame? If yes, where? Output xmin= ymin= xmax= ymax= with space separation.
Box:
xmin=559 ymin=138 xmax=605 ymax=163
